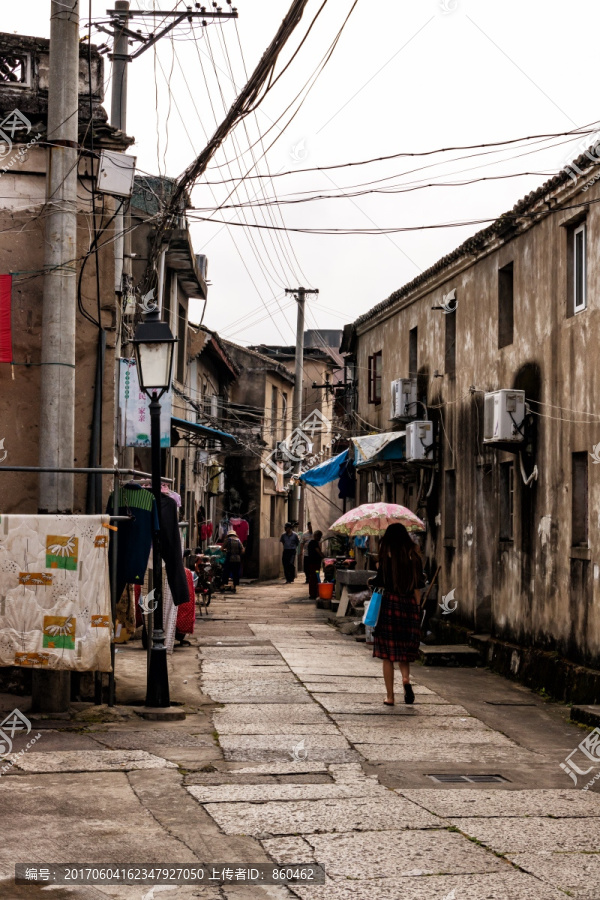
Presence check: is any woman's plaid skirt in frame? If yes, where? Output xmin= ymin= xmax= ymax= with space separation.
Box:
xmin=373 ymin=589 xmax=421 ymax=663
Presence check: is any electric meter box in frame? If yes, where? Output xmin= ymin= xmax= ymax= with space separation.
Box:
xmin=97 ymin=150 xmax=137 ymax=198
xmin=390 ymin=378 xmax=417 ymax=419
xmin=483 ymin=389 xmax=525 ymax=443
xmin=406 ymin=420 xmax=434 ymax=462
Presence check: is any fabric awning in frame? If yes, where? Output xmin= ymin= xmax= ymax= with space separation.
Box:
xmin=299 ymin=448 xmax=349 ymax=486
xmin=170 ymin=416 xmax=238 ymax=447
xmin=352 ymin=432 xmax=405 ymax=466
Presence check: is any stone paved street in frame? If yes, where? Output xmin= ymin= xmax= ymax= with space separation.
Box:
xmin=1 ymin=580 xmax=600 ymax=899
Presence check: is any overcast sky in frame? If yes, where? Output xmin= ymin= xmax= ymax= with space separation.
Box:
xmin=5 ymin=1 xmax=600 ymax=344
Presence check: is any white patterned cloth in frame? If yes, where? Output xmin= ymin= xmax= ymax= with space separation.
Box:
xmin=0 ymin=515 xmax=112 ymax=672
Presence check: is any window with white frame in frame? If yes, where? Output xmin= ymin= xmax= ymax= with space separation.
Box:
xmin=573 ymin=222 xmax=587 ymax=313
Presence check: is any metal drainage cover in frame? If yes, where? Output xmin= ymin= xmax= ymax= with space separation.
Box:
xmin=428 ymin=774 xmax=508 ymax=784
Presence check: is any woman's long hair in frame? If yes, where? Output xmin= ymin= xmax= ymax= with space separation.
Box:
xmin=378 ymin=523 xmax=422 ymax=594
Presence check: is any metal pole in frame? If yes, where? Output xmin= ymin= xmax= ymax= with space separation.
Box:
xmin=32 ymin=0 xmax=80 ymax=716
xmin=145 ymin=392 xmax=170 ymax=708
xmin=108 ymin=470 xmax=119 ymax=706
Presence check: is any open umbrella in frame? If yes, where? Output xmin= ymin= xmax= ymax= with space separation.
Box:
xmin=330 ymin=502 xmax=425 ymax=536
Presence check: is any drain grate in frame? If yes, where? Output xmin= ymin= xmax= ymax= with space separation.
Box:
xmin=427 ymin=774 xmax=508 ymax=784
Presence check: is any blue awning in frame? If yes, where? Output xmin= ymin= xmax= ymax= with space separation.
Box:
xmin=300 ymin=448 xmax=349 ymax=486
xmin=352 ymin=432 xmax=405 ymax=466
xmin=171 ymin=416 xmax=238 ymax=447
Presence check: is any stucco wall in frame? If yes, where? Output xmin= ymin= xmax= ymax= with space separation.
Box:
xmin=352 ymin=177 xmax=600 ymax=667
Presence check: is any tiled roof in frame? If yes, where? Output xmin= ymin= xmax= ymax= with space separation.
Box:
xmin=221 ymin=339 xmax=295 ymax=384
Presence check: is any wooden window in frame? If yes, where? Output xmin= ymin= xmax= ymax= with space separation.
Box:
xmin=445 ymin=308 xmax=456 ymax=377
xmin=499 ymin=461 xmax=514 ymax=541
xmin=0 ymin=55 xmax=30 ymax=85
xmin=444 ymin=470 xmax=456 ymax=540
xmin=498 ymin=263 xmax=514 ymax=349
xmin=572 ymin=452 xmax=588 ymax=546
xmin=409 ymin=327 xmax=418 ymax=378
xmin=368 ymin=350 xmax=383 ymax=404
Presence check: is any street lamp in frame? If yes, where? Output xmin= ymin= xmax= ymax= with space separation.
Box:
xmin=131 ymin=309 xmax=177 ymax=708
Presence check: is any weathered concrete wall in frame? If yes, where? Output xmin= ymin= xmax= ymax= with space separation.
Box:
xmin=352 ymin=176 xmax=600 ymax=668
xmin=0 ymin=152 xmax=117 ymax=513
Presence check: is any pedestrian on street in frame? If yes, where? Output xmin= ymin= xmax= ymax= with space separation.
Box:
xmin=299 ymin=521 xmax=313 ymax=583
xmin=222 ymin=529 xmax=244 ymax=593
xmin=280 ymin=522 xmax=300 ymax=583
xmin=370 ymin=522 xmax=425 ymax=706
xmin=307 ymin=529 xmax=324 ymax=600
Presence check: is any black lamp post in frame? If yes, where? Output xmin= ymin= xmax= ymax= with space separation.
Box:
xmin=131 ymin=309 xmax=177 ymax=708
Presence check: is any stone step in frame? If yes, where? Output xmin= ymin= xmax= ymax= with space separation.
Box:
xmin=419 ymin=643 xmax=482 ymax=667
xmin=570 ymin=704 xmax=600 ymax=728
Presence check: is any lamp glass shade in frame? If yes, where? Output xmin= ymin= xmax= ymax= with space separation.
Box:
xmin=134 ymin=339 xmax=174 ymax=392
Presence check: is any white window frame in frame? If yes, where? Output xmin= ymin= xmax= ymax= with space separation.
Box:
xmin=0 ymin=53 xmax=31 ymax=88
xmin=573 ymin=222 xmax=587 ymax=314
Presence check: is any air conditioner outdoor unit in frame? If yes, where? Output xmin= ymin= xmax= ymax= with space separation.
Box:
xmin=483 ymin=389 xmax=525 ymax=443
xmin=406 ymin=420 xmax=434 ymax=462
xmin=390 ymin=378 xmax=417 ymax=419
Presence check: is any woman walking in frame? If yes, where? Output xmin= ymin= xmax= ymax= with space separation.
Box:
xmin=306 ymin=530 xmax=324 ymax=600
xmin=371 ymin=523 xmax=424 ymax=705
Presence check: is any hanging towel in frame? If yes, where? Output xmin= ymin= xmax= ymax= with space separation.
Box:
xmin=0 ymin=514 xmax=112 ymax=671
xmin=230 ymin=518 xmax=249 ymax=543
xmin=107 ymin=484 xmax=158 ymax=604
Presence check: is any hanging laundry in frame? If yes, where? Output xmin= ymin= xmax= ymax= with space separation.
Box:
xmin=208 ymin=464 xmax=221 ymax=495
xmin=338 ymin=458 xmax=356 ymax=500
xmin=107 ymin=483 xmax=158 ymax=604
xmin=230 ymin=518 xmax=249 ymax=543
xmin=0 ymin=514 xmax=112 ymax=671
xmin=218 ymin=518 xmax=230 ymax=541
xmin=176 ymin=568 xmax=195 ymax=642
xmin=160 ymin=493 xmax=189 ymax=606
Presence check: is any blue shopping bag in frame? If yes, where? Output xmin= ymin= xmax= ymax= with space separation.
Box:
xmin=362 ymin=591 xmax=383 ymax=627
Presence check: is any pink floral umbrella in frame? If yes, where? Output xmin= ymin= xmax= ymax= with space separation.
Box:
xmin=330 ymin=502 xmax=425 ymax=536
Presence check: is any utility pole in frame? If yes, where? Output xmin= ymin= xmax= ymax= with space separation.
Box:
xmin=285 ymin=286 xmax=319 ymax=524
xmin=35 ymin=0 xmax=80 ymax=713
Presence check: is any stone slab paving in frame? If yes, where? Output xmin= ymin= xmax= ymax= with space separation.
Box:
xmin=187 ymin=782 xmax=383 ymax=803
xmin=315 ymin=694 xmax=468 ymax=714
xmin=332 ymin=713 xmax=482 ymax=729
xmin=262 ymin=830 xmax=501 ymax=875
xmin=286 ymin=872 xmax=568 ymax=900
xmin=355 ymin=742 xmax=539 ymax=763
xmin=449 ymin=816 xmax=600 ymax=852
xmin=7 ymin=749 xmax=177 ymax=773
xmin=400 ymin=788 xmax=600 ymax=817
xmin=507 ymin=851 xmax=600 ymax=900
xmin=203 ymin=795 xmax=442 ymax=836
xmin=200 ymin=684 xmax=312 ymax=704
xmin=92 ymin=730 xmax=214 ymax=749
xmin=216 ymin=722 xmax=340 ymax=735
xmin=341 ymin=725 xmax=514 ymax=746
xmin=218 ymin=734 xmax=351 ymax=751
xmin=222 ymin=747 xmax=361 ymax=764
xmin=213 ymin=703 xmax=330 ymax=725
xmin=301 ymin=679 xmax=435 ymax=693
xmin=233 ymin=762 xmax=330 ymax=775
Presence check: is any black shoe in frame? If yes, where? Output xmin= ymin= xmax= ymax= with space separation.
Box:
xmin=403 ymin=683 xmax=415 ymax=705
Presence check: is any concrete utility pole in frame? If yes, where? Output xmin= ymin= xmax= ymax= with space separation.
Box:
xmin=110 ymin=0 xmax=129 ymax=304
xmin=35 ymin=0 xmax=80 ymax=712
xmin=285 ymin=286 xmax=319 ymax=524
